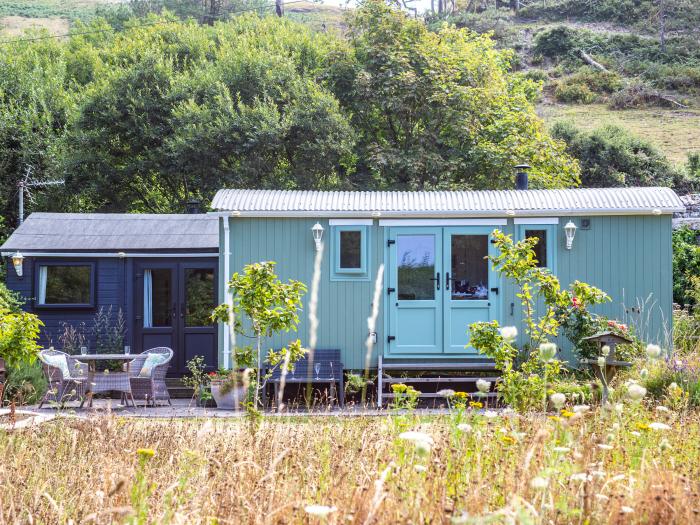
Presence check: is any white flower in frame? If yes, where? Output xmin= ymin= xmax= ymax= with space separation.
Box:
xmin=591 ymin=470 xmax=606 ymax=478
xmin=500 ymin=326 xmax=518 ymax=342
xmin=648 ymin=422 xmax=671 ymax=431
xmin=304 ymin=505 xmax=337 ymax=517
xmin=601 ymin=345 xmax=611 ymax=357
xmin=482 ymin=410 xmax=499 ymax=419
xmin=646 ymin=344 xmax=662 ymax=360
xmin=539 ymin=342 xmax=557 ymax=362
xmin=595 ymin=494 xmax=609 ymax=502
xmin=570 ymin=473 xmax=589 ymax=482
xmin=550 ymin=392 xmax=566 ymax=409
xmin=438 ymin=389 xmax=456 ymax=398
xmin=398 ymin=431 xmax=434 ymax=445
xmin=640 ymin=368 xmax=649 ymax=379
xmin=659 ymin=438 xmax=671 ymax=451
xmin=614 ymin=403 xmax=624 ymax=414
xmin=573 ymin=404 xmax=590 ymax=413
xmin=414 ymin=464 xmax=427 ymax=473
xmin=457 ymin=423 xmax=473 ymax=433
xmin=530 ymin=477 xmax=549 ymax=489
xmin=553 ymin=446 xmax=570 ymax=453
xmin=620 ymin=506 xmax=634 ymax=514
xmin=630 ymin=431 xmax=641 ymax=437
xmin=627 ymin=383 xmax=647 ymax=401
xmin=655 ymin=405 xmax=670 ymax=413
xmin=597 ymin=356 xmax=607 ymax=368
xmin=476 ymin=379 xmax=491 ymax=393
xmin=668 ymin=382 xmax=680 ymax=392
xmin=597 ymin=444 xmax=614 ymax=450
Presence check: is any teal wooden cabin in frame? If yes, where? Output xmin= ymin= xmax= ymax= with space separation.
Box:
xmin=211 ymin=186 xmax=684 ymax=371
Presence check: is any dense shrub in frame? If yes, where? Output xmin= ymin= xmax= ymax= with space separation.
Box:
xmin=554 ymin=81 xmax=596 ymax=103
xmin=3 ymin=361 xmax=47 ymax=405
xmin=553 ymin=67 xmax=623 ymax=103
xmin=551 ymin=121 xmax=691 ymax=189
xmin=672 ymin=227 xmax=700 ymax=307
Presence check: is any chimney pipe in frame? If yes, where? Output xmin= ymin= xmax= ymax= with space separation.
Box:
xmin=514 ymin=164 xmax=531 ymax=190
xmin=186 ymin=199 xmax=202 ymax=214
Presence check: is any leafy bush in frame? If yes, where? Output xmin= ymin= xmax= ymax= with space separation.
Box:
xmin=553 ymin=68 xmax=622 ymax=103
xmin=554 ymin=81 xmax=596 ymax=103
xmin=672 ymin=227 xmax=700 ymax=307
xmin=3 ymin=361 xmax=47 ymax=405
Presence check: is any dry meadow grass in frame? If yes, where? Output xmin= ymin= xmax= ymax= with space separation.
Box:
xmin=1 ymin=406 xmax=699 ymax=524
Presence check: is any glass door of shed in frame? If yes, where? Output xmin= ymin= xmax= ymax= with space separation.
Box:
xmin=134 ymin=260 xmax=218 ymax=375
xmin=386 ymin=227 xmax=499 ymax=357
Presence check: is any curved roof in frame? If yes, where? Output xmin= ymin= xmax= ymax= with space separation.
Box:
xmin=212 ymin=187 xmax=684 ymax=217
xmin=1 ymin=213 xmax=218 ymax=253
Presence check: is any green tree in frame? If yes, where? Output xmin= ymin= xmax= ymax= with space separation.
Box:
xmin=672 ymin=227 xmax=700 ymax=307
xmin=324 ymin=1 xmax=580 ymax=189
xmin=212 ymin=261 xmax=307 ymax=407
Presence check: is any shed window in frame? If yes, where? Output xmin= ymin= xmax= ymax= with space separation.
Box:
xmin=331 ymin=225 xmax=370 ymax=280
xmin=525 ymin=229 xmax=548 ymax=268
xmin=37 ymin=264 xmax=94 ymax=307
xmin=517 ymin=224 xmax=556 ymax=271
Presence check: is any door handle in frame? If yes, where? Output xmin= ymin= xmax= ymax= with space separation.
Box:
xmin=445 ymin=272 xmax=450 ymax=291
xmin=180 ymin=303 xmax=185 ymax=318
xmin=430 ymin=272 xmax=440 ymax=291
xmin=490 ymin=287 xmax=499 ymax=295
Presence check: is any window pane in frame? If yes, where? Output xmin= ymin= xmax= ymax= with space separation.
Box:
xmin=451 ymin=235 xmax=488 ymax=300
xmin=43 ymin=266 xmax=91 ymax=304
xmin=397 ymin=235 xmax=435 ymax=300
xmin=150 ymin=269 xmax=172 ymax=327
xmin=526 ymin=229 xmax=548 ymax=268
xmin=339 ymin=230 xmax=362 ymax=269
xmin=185 ymin=269 xmax=215 ymax=327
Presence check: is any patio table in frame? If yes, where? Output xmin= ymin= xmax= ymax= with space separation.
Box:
xmin=75 ymin=354 xmax=140 ymax=408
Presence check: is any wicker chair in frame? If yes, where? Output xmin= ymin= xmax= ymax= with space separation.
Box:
xmin=129 ymin=347 xmax=173 ymax=407
xmin=38 ymin=349 xmax=89 ymax=408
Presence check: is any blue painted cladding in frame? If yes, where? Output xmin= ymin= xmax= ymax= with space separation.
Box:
xmin=219 ymin=215 xmax=674 ymax=369
xmin=5 ymin=257 xmax=132 ymax=350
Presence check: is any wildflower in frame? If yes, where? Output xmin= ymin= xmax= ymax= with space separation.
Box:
xmin=454 ymin=391 xmax=468 ymax=401
xmin=640 ymin=368 xmax=649 ymax=379
xmin=391 ymin=383 xmax=407 ymax=394
xmin=438 ymin=389 xmax=456 ymax=398
xmin=572 ymin=296 xmax=580 ymax=308
xmin=415 ymin=440 xmax=431 ymax=457
xmin=627 ymin=383 xmax=646 ymax=401
xmin=414 ymin=465 xmax=427 ymax=473
xmin=476 ymin=379 xmax=491 ymax=393
xmin=561 ymin=409 xmax=575 ymax=418
xmin=500 ymin=326 xmax=518 ymax=342
xmin=136 ymin=448 xmax=155 ymax=459
xmin=501 ymin=435 xmax=517 ymax=445
xmin=597 ymin=444 xmax=614 ymax=450
xmin=457 ymin=423 xmax=473 ymax=433
xmin=539 ymin=342 xmax=557 ymax=362
xmin=648 ymin=422 xmax=671 ymax=431
xmin=614 ymin=403 xmax=624 ymax=414
xmin=550 ymin=392 xmax=566 ymax=409
xmin=630 ymin=431 xmax=641 ymax=437
xmin=601 ymin=345 xmax=611 ymax=357
xmin=659 ymin=438 xmax=671 ymax=451
xmin=591 ymin=470 xmax=606 ymax=478
xmin=646 ymin=344 xmax=662 ymax=360
xmin=304 ymin=505 xmax=337 ymax=518
xmin=570 ymin=473 xmax=589 ymax=482
xmin=636 ymin=422 xmax=650 ymax=431
xmin=596 ymin=494 xmax=610 ymax=502
xmin=530 ymin=477 xmax=549 ymax=490
xmin=469 ymin=400 xmax=483 ymax=409
xmin=620 ymin=506 xmax=634 ymax=514
xmin=553 ymin=446 xmax=570 ymax=453
xmin=597 ymin=356 xmax=606 ymax=368
xmin=482 ymin=410 xmax=499 ymax=419
xmin=548 ymin=415 xmax=562 ymax=422
xmin=668 ymin=382 xmax=680 ymax=393
xmin=573 ymin=405 xmax=590 ymax=413
xmin=398 ymin=431 xmax=434 ymax=446
xmin=656 ymin=405 xmax=670 ymax=413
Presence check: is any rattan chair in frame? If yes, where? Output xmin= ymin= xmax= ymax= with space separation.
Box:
xmin=38 ymin=349 xmax=89 ymax=408
xmin=129 ymin=347 xmax=173 ymax=407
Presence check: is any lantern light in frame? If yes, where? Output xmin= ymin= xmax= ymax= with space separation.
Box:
xmin=564 ymin=221 xmax=577 ymax=250
xmin=11 ymin=251 xmax=24 ymax=278
xmin=311 ymin=222 xmax=324 ymax=251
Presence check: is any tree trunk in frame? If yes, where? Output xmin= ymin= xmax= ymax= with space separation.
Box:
xmin=658 ymin=0 xmax=666 ymax=52
xmin=579 ymin=50 xmax=610 ymax=72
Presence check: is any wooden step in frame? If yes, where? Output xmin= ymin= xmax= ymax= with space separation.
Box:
xmin=383 ymin=392 xmax=497 ymax=399
xmin=383 ymin=376 xmax=500 ymax=384
xmin=380 ymin=362 xmax=497 ymax=371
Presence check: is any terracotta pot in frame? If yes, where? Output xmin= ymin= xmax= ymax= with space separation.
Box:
xmin=210 ymin=382 xmax=247 ymax=410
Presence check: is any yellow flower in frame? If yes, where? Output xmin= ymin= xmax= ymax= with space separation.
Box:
xmin=501 ymin=435 xmax=517 ymax=445
xmin=469 ymin=401 xmax=483 ymax=409
xmin=391 ymin=383 xmax=407 ymax=394
xmin=636 ymin=422 xmax=650 ymax=431
xmin=454 ymin=391 xmax=468 ymax=400
xmin=561 ymin=410 xmax=575 ymax=418
xmin=137 ymin=448 xmax=155 ymax=459
xmin=548 ymin=415 xmax=562 ymax=422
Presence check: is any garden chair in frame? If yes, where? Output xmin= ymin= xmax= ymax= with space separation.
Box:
xmin=129 ymin=347 xmax=173 ymax=407
xmin=38 ymin=349 xmax=89 ymax=408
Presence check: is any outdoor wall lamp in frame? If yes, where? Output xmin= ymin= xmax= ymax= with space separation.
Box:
xmin=11 ymin=251 xmax=24 ymax=278
xmin=564 ymin=221 xmax=577 ymax=250
xmin=311 ymin=222 xmax=324 ymax=251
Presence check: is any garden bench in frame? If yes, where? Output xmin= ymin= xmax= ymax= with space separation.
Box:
xmin=264 ymin=349 xmax=344 ymax=408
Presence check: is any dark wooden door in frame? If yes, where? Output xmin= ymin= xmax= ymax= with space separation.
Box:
xmin=135 ymin=259 xmax=217 ymax=376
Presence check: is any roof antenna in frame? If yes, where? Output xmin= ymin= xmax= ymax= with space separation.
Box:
xmin=17 ymin=166 xmax=65 ymax=226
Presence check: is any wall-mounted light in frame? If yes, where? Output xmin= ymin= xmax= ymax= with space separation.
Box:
xmin=11 ymin=251 xmax=24 ymax=278
xmin=311 ymin=222 xmax=324 ymax=251
xmin=564 ymin=221 xmax=577 ymax=250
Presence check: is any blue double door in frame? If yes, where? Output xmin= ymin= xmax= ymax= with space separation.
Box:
xmin=387 ymin=227 xmax=500 ymax=356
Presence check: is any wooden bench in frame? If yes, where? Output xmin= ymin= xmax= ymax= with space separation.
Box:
xmin=377 ymin=355 xmax=499 ymax=408
xmin=264 ymin=349 xmax=344 ymax=408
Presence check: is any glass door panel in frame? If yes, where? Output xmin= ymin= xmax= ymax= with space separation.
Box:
xmin=397 ymin=234 xmax=436 ymax=300
xmin=184 ymin=268 xmax=215 ymax=327
xmin=450 ymin=235 xmax=489 ymax=300
xmin=145 ymin=268 xmax=173 ymax=328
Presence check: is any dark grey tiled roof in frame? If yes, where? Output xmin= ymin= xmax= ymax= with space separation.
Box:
xmin=0 ymin=213 xmax=218 ymax=252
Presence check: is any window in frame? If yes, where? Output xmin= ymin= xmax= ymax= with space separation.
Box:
xmin=516 ymin=223 xmax=556 ymax=271
xmin=525 ymin=229 xmax=548 ymax=268
xmin=331 ymin=225 xmax=370 ymax=280
xmin=37 ymin=263 xmax=95 ymax=307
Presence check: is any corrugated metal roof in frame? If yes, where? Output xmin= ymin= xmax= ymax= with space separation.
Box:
xmin=0 ymin=213 xmax=218 ymax=252
xmin=211 ymin=187 xmax=684 ymax=217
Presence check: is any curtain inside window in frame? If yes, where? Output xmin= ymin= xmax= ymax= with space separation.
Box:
xmin=143 ymin=269 xmax=153 ymax=328
xmin=38 ymin=266 xmax=48 ymax=304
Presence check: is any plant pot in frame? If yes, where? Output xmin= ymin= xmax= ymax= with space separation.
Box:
xmin=210 ymin=382 xmax=247 ymax=410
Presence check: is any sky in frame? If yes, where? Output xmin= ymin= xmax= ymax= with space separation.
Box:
xmin=318 ymin=0 xmax=434 ymax=14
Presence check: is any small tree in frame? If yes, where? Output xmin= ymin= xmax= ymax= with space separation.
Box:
xmin=212 ymin=261 xmax=307 ymax=407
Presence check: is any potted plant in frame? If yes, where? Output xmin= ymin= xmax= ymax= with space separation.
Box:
xmin=209 ymin=369 xmax=250 ymax=410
